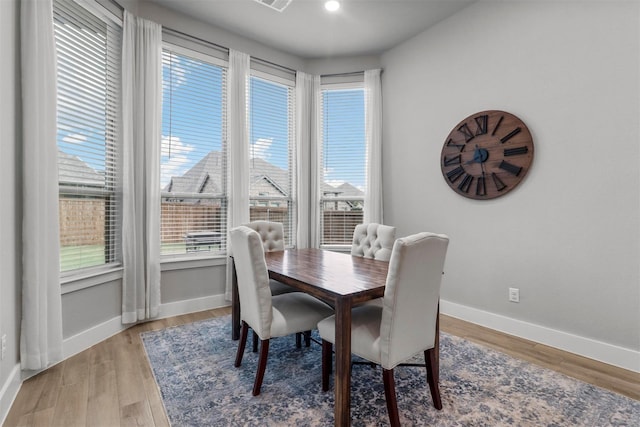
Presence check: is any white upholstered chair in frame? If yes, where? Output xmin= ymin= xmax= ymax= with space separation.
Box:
xmin=351 ymin=223 xmax=396 ymax=261
xmin=319 ymin=232 xmax=449 ymax=426
xmin=243 ymin=220 xmax=308 ymax=350
xmin=231 ymin=226 xmax=334 ymax=396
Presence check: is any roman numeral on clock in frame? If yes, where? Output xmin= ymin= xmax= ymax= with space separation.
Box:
xmin=491 ymin=173 xmax=507 ymax=192
xmin=443 ymin=155 xmax=461 ymax=166
xmin=499 ymin=160 xmax=522 ymax=176
xmin=476 ymin=176 xmax=486 ymax=196
xmin=491 ymin=115 xmax=504 ymax=136
xmin=474 ymin=115 xmax=488 ymax=135
xmin=504 ymin=146 xmax=528 ymax=156
xmin=457 ymin=174 xmax=474 ymax=193
xmin=500 ymin=127 xmax=522 ymax=143
xmin=458 ymin=123 xmax=475 ymax=142
xmin=446 ymin=166 xmax=465 ymax=183
xmin=446 ymin=138 xmax=465 ymax=153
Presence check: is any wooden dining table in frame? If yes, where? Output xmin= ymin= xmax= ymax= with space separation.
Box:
xmin=231 ymin=248 xmax=432 ymax=426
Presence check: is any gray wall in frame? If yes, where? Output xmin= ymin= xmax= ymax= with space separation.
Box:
xmin=0 ymin=0 xmax=21 ymax=411
xmin=381 ymin=0 xmax=639 ymax=351
xmin=3 ymin=2 xmax=638 ymax=409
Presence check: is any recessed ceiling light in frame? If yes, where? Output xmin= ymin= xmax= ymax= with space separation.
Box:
xmin=325 ymin=1 xmax=340 ymax=12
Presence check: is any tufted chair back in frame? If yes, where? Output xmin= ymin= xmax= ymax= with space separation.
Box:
xmin=350 ymin=223 xmax=397 ymax=261
xmin=244 ymin=221 xmax=285 ymax=252
xmin=230 ymin=226 xmax=273 ymax=339
xmin=379 ymin=232 xmax=449 ymax=369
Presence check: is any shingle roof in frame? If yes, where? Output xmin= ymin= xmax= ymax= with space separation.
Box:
xmin=58 ymin=150 xmax=104 ymax=187
xmin=164 ymin=150 xmax=364 ymax=198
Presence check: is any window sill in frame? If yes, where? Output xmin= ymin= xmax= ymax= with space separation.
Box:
xmin=61 ymin=265 xmax=124 ymax=295
xmin=320 ymin=245 xmax=351 ymax=253
xmin=161 ymin=255 xmax=227 ymax=272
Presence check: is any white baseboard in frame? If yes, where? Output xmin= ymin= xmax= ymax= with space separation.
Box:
xmin=440 ymin=299 xmax=640 ymax=373
xmin=63 ymin=316 xmax=127 ymax=360
xmin=0 ymin=364 xmax=21 ymax=426
xmin=158 ymin=294 xmax=229 ymax=319
xmin=63 ymin=293 xmax=230 ymax=361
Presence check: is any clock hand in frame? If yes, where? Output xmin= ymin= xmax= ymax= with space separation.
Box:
xmin=465 ymin=145 xmax=482 ymax=164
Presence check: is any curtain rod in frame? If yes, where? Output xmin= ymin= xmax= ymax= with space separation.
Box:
xmin=320 ymin=71 xmax=366 ymax=78
xmin=106 ymin=0 xmax=124 ymax=11
xmin=162 ymin=27 xmax=229 ymax=55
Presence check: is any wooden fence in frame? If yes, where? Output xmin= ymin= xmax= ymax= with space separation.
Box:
xmin=322 ymin=210 xmax=363 ymax=245
xmin=60 ymin=199 xmax=364 ymax=246
xmin=59 ymin=198 xmax=106 ymax=246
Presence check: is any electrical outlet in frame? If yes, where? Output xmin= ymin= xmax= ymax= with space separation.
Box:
xmin=509 ymin=287 xmax=520 ymax=303
xmin=1 ymin=334 xmax=7 ymax=360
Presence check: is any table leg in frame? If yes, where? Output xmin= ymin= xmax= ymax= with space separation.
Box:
xmin=434 ymin=302 xmax=440 ymax=383
xmin=231 ymin=258 xmax=240 ymax=340
xmin=334 ymin=297 xmax=352 ymax=426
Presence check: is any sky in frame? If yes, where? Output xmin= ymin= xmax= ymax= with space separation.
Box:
xmin=55 ymin=24 xmax=366 ymax=195
xmin=160 ymin=50 xmax=366 ymax=193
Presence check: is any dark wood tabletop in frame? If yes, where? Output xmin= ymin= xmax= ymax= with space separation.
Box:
xmin=264 ymin=248 xmax=388 ymax=301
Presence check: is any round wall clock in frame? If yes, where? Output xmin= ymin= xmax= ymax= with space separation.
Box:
xmin=440 ymin=110 xmax=534 ymax=200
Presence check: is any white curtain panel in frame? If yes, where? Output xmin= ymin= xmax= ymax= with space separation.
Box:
xmin=295 ymin=72 xmax=321 ymax=248
xmin=364 ymin=69 xmax=384 ymax=224
xmin=225 ymin=49 xmax=251 ymax=300
xmin=121 ymin=11 xmax=162 ymax=324
xmin=20 ymin=0 xmax=63 ymax=371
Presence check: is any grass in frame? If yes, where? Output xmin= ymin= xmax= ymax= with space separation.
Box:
xmin=61 ymin=242 xmax=222 ymax=271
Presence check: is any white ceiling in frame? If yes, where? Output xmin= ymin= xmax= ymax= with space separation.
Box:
xmin=145 ymin=0 xmax=475 ymax=59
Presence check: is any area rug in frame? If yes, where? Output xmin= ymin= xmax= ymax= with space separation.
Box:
xmin=141 ymin=316 xmax=639 ymax=426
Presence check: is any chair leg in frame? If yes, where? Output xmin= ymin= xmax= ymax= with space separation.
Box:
xmin=321 ymin=340 xmax=332 ymax=392
xmin=304 ymin=331 xmax=311 ymax=347
xmin=295 ymin=332 xmax=302 ymax=348
xmin=253 ymin=339 xmax=270 ymax=396
xmin=234 ymin=321 xmax=249 ymax=368
xmin=424 ymin=348 xmax=443 ymax=410
xmin=382 ymin=368 xmax=400 ymax=427
xmin=252 ymin=330 xmax=259 ymax=352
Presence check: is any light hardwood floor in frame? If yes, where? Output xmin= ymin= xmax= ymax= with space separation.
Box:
xmin=4 ymin=308 xmax=639 ymax=426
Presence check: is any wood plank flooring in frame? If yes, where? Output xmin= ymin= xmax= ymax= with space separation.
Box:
xmin=4 ymin=308 xmax=638 ymax=426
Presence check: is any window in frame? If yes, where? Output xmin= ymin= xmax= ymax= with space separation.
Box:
xmin=320 ymin=84 xmax=366 ymax=245
xmin=248 ymin=73 xmax=296 ymax=246
xmin=54 ymin=0 xmax=121 ymax=272
xmin=161 ymin=46 xmax=227 ymax=256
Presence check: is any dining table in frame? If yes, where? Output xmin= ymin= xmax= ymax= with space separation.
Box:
xmin=230 ymin=248 xmax=440 ymax=426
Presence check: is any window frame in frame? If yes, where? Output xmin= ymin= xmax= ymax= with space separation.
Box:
xmin=318 ymin=80 xmax=366 ymax=250
xmin=159 ymin=42 xmax=229 ymax=261
xmin=248 ymin=68 xmax=297 ymax=248
xmin=54 ymin=0 xmax=123 ymax=279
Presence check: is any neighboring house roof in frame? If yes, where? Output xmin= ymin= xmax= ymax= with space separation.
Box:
xmin=165 ymin=151 xmax=225 ymax=194
xmin=335 ymin=182 xmax=364 ymax=198
xmin=164 ymin=151 xmax=291 ymax=197
xmin=58 ymin=150 xmax=104 ymax=187
xmin=164 ymin=150 xmax=364 ymax=200
xmin=249 ymin=157 xmax=289 ymax=195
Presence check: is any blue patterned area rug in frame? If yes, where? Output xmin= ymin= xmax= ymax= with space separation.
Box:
xmin=141 ymin=316 xmax=639 ymax=426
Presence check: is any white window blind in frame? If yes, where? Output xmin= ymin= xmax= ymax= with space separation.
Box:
xmin=54 ymin=0 xmax=121 ymax=272
xmin=320 ymin=84 xmax=366 ymax=245
xmin=161 ymin=46 xmax=228 ymax=256
xmin=249 ymin=73 xmax=296 ymax=246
